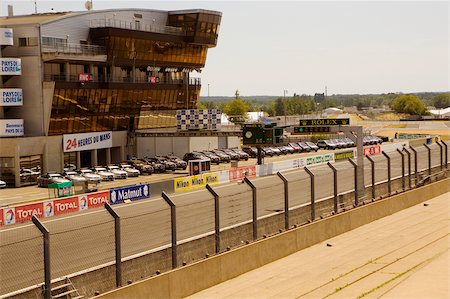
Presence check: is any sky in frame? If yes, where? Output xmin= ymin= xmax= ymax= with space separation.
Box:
xmin=1 ymin=1 xmax=449 ymax=97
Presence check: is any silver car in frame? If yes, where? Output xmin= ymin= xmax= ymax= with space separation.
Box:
xmin=0 ymin=179 xmax=6 ymax=189
xmin=63 ymin=171 xmax=87 ymax=184
xmin=78 ymin=169 xmax=102 ymax=183
xmin=93 ymin=167 xmax=115 ymax=181
xmin=120 ymin=164 xmax=140 ymax=177
xmin=106 ymin=165 xmax=128 ymax=179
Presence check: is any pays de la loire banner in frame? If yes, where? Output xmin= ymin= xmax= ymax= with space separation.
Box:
xmin=63 ymin=131 xmax=112 ymax=153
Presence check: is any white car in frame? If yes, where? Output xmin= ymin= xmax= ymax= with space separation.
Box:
xmin=63 ymin=171 xmax=87 ymax=184
xmin=120 ymin=164 xmax=140 ymax=177
xmin=78 ymin=169 xmax=102 ymax=183
xmin=106 ymin=165 xmax=128 ymax=179
xmin=93 ymin=167 xmax=115 ymax=181
xmin=0 ymin=179 xmax=6 ymax=188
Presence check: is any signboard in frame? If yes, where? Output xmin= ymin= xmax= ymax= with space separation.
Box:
xmin=2 ymin=208 xmax=15 ymax=225
xmin=364 ymin=145 xmax=381 ymax=156
xmin=229 ymin=166 xmax=257 ymax=182
xmin=53 ymin=196 xmax=79 ymax=215
xmin=243 ymin=124 xmax=265 ymax=145
xmin=293 ymin=126 xmax=330 ymax=134
xmin=174 ymin=172 xmax=219 ymax=192
xmin=79 ymin=191 xmax=110 ymax=210
xmin=0 ymin=28 xmax=13 ymax=46
xmin=299 ymin=118 xmax=350 ymax=126
xmin=0 ymin=208 xmax=4 ymax=226
xmin=335 ymin=150 xmax=355 ymax=161
xmin=0 ymin=58 xmax=21 ymax=75
xmin=0 ymin=88 xmax=23 ymax=106
xmin=0 ymin=119 xmax=24 ymax=136
xmin=63 ymin=131 xmax=112 ymax=153
xmin=176 ymin=109 xmax=221 ymax=131
xmin=305 ymin=153 xmax=334 ymax=166
xmin=78 ymin=73 xmax=91 ymax=82
xmin=148 ymin=76 xmax=157 ymax=83
xmin=109 ymin=184 xmax=150 ymax=205
xmin=15 ymin=202 xmax=44 ymax=223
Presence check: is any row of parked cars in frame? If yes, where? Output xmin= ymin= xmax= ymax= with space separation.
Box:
xmin=182 ymin=148 xmax=250 ymax=165
xmin=37 ymin=155 xmax=189 ymax=188
xmin=317 ymin=136 xmax=383 ymax=150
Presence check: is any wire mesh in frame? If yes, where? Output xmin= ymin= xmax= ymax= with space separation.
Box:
xmin=333 ymin=160 xmax=355 ymax=194
xmin=388 ymin=150 xmax=404 ymax=180
xmin=363 ymin=159 xmax=373 ymax=188
xmin=282 ymin=168 xmax=311 ymax=209
xmin=372 ymin=154 xmax=388 ymax=184
xmin=414 ymin=146 xmax=429 ymax=172
xmin=251 ymin=176 xmax=284 ymax=217
xmin=429 ymin=144 xmax=441 ymax=168
xmin=215 ymin=182 xmax=253 ymax=229
xmin=311 ymin=165 xmax=334 ymax=200
xmin=0 ymin=224 xmax=44 ymax=296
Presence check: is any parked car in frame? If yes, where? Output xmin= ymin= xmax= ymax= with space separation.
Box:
xmin=331 ymin=139 xmax=347 ymax=149
xmin=298 ymin=142 xmax=312 ymax=152
xmin=231 ymin=148 xmax=250 ymax=160
xmin=288 ymin=142 xmax=302 ymax=153
xmin=92 ymin=167 xmax=115 ymax=181
xmin=282 ymin=145 xmax=296 ymax=154
xmin=37 ymin=172 xmax=71 ymax=188
xmin=78 ymin=169 xmax=102 ymax=183
xmin=106 ymin=165 xmax=128 ymax=179
xmin=201 ymin=151 xmax=222 ymax=164
xmin=242 ymin=147 xmax=259 ymax=158
xmin=0 ymin=179 xmax=6 ymax=189
xmin=317 ymin=140 xmax=337 ymax=150
xmin=154 ymin=156 xmax=178 ymax=171
xmin=212 ymin=150 xmax=232 ymax=163
xmin=305 ymin=142 xmax=319 ymax=152
xmin=20 ymin=168 xmax=40 ymax=183
xmin=341 ymin=138 xmax=355 ymax=147
xmin=165 ymin=155 xmax=188 ymax=170
xmin=183 ymin=152 xmax=209 ymax=162
xmin=143 ymin=157 xmax=166 ymax=173
xmin=221 ymin=149 xmax=241 ymax=161
xmin=119 ymin=164 xmax=141 ymax=177
xmin=262 ymin=147 xmax=275 ymax=157
xmin=369 ymin=136 xmax=383 ymax=144
xmin=270 ymin=147 xmax=282 ymax=156
xmin=63 ymin=164 xmax=77 ymax=172
xmin=63 ymin=171 xmax=87 ymax=184
xmin=127 ymin=159 xmax=154 ymax=175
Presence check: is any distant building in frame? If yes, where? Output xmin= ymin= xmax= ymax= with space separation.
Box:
xmin=314 ymin=93 xmax=325 ymax=103
xmin=428 ymin=107 xmax=450 ymax=118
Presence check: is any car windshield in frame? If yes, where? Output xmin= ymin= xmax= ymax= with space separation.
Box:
xmin=108 ymin=166 xmax=119 ymax=170
xmin=122 ymin=165 xmax=131 ymax=168
xmin=65 ymin=172 xmax=77 ymax=175
xmin=96 ymin=168 xmax=107 ymax=171
xmin=80 ymin=169 xmax=92 ymax=173
xmin=49 ymin=173 xmax=61 ymax=178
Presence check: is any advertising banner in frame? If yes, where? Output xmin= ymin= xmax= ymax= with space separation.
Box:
xmin=79 ymin=191 xmax=110 ymax=210
xmin=0 ymin=119 xmax=24 ymax=136
xmin=174 ymin=172 xmax=219 ymax=192
xmin=305 ymin=153 xmax=334 ymax=166
xmin=0 ymin=208 xmax=4 ymax=226
xmin=110 ymin=184 xmax=150 ymax=205
xmin=0 ymin=58 xmax=21 ymax=75
xmin=335 ymin=150 xmax=355 ymax=161
xmin=14 ymin=202 xmax=44 ymax=223
xmin=364 ymin=145 xmax=381 ymax=156
xmin=0 ymin=28 xmax=13 ymax=46
xmin=2 ymin=207 xmax=15 ymax=225
xmin=53 ymin=196 xmax=79 ymax=215
xmin=0 ymin=88 xmax=23 ymax=106
xmin=229 ymin=166 xmax=257 ymax=182
xmin=63 ymin=131 xmax=112 ymax=153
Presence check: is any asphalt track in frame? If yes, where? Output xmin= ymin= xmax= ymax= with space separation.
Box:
xmin=0 ymin=144 xmax=445 ymax=296
xmin=187 ymin=192 xmax=449 ymax=299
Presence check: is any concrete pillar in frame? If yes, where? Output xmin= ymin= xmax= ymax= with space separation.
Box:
xmin=42 ymin=143 xmax=48 ymax=173
xmin=65 ymin=62 xmax=70 ymax=81
xmin=106 ymin=148 xmax=111 ymax=164
xmin=119 ymin=146 xmax=125 ymax=162
xmin=14 ymin=144 xmax=20 ymax=187
xmin=91 ymin=149 xmax=98 ymax=166
xmin=76 ymin=151 xmax=81 ymax=168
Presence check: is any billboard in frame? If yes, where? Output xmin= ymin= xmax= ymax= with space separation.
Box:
xmin=176 ymin=109 xmax=221 ymax=131
xmin=14 ymin=203 xmax=44 ymax=223
xmin=0 ymin=119 xmax=24 ymax=136
xmin=63 ymin=131 xmax=112 ymax=153
xmin=0 ymin=89 xmax=23 ymax=106
xmin=229 ymin=166 xmax=256 ymax=182
xmin=364 ymin=145 xmax=381 ymax=156
xmin=2 ymin=208 xmax=15 ymax=225
xmin=78 ymin=191 xmax=110 ymax=210
xmin=109 ymin=184 xmax=150 ymax=205
xmin=0 ymin=28 xmax=13 ymax=46
xmin=0 ymin=58 xmax=21 ymax=75
xmin=173 ymin=172 xmax=219 ymax=192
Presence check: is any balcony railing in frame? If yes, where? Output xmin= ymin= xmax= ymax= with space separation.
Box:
xmin=44 ymin=73 xmax=201 ymax=85
xmin=90 ymin=18 xmax=185 ymax=36
xmin=42 ymin=43 xmax=106 ymax=56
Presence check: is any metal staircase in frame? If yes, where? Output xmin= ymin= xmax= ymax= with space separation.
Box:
xmin=50 ymin=278 xmax=83 ymax=299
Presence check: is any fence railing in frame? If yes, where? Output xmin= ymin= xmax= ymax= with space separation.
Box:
xmin=89 ymin=18 xmax=185 ymax=36
xmin=0 ymin=143 xmax=448 ymax=298
xmin=41 ymin=43 xmax=106 ymax=56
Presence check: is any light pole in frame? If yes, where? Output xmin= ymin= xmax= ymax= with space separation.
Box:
xmin=208 ymin=83 xmax=210 ymax=101
xmin=283 ymin=90 xmax=288 ymax=125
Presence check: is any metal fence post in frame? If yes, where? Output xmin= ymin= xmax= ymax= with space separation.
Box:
xmin=326 ymin=162 xmax=338 ymax=213
xmin=161 ymin=192 xmax=177 ymax=268
xmin=365 ymin=155 xmax=376 ymax=200
xmin=403 ymin=147 xmax=412 ymax=190
xmin=382 ymin=151 xmax=391 ymax=196
xmin=304 ymin=167 xmax=315 ymax=221
xmin=206 ymin=184 xmax=220 ymax=254
xmin=243 ymin=177 xmax=258 ymax=241
xmin=347 ymin=158 xmax=359 ymax=206
xmin=436 ymin=142 xmax=443 ymax=170
xmin=410 ymin=146 xmax=418 ymax=184
xmin=104 ymin=203 xmax=122 ymax=287
xmin=441 ymin=140 xmax=448 ymax=168
xmin=276 ymin=171 xmax=289 ymax=230
xmin=32 ymin=216 xmax=51 ymax=299
xmin=423 ymin=144 xmax=432 ymax=176
xmin=396 ymin=149 xmax=405 ymax=192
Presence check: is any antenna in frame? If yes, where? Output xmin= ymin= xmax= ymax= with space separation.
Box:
xmin=85 ymin=0 xmax=93 ymax=11
xmin=34 ymin=0 xmax=37 ymax=13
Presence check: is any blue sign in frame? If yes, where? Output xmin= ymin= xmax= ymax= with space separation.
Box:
xmin=109 ymin=184 xmax=150 ymax=205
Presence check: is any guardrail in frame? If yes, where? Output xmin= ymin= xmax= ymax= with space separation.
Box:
xmin=0 ymin=142 xmax=448 ymax=298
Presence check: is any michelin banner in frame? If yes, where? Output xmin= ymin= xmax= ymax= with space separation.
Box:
xmin=110 ymin=184 xmax=150 ymax=205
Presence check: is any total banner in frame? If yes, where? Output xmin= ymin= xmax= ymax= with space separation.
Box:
xmin=363 ymin=145 xmax=381 ymax=156
xmin=14 ymin=202 xmax=44 ymax=223
xmin=229 ymin=166 xmax=256 ymax=182
xmin=2 ymin=207 xmax=15 ymax=225
xmin=79 ymin=191 xmax=110 ymax=210
xmin=109 ymin=184 xmax=150 ymax=205
xmin=0 ymin=208 xmax=4 ymax=226
xmin=174 ymin=172 xmax=219 ymax=192
xmin=63 ymin=131 xmax=112 ymax=153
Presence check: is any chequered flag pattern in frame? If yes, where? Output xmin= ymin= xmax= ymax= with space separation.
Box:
xmin=176 ymin=109 xmax=222 ymax=131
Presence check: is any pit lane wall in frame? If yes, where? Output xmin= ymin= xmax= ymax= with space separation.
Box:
xmin=0 ymin=142 xmax=406 ymax=226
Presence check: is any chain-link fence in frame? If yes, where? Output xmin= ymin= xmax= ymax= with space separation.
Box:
xmin=0 ymin=143 xmax=448 ymax=298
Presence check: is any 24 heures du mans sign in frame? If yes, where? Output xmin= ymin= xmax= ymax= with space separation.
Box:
xmin=299 ymin=118 xmax=350 ymax=126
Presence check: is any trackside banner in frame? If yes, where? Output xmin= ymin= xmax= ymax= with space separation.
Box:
xmin=63 ymin=131 xmax=112 ymax=153
xmin=174 ymin=172 xmax=219 ymax=192
xmin=109 ymin=184 xmax=150 ymax=205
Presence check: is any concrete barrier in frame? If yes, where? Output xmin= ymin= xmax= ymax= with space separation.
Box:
xmin=98 ymin=178 xmax=450 ymax=299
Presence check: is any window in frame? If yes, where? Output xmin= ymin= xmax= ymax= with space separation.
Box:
xmin=18 ymin=37 xmax=38 ymax=47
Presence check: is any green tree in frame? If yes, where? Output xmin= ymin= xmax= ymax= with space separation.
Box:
xmin=274 ymin=97 xmax=285 ymax=116
xmin=432 ymin=93 xmax=450 ymax=109
xmin=390 ymin=94 xmax=428 ymax=115
xmin=197 ymin=102 xmax=207 ymax=110
xmin=223 ymin=97 xmax=249 ymax=123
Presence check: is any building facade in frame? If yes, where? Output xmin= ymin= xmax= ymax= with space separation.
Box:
xmin=0 ymin=8 xmax=231 ymax=187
